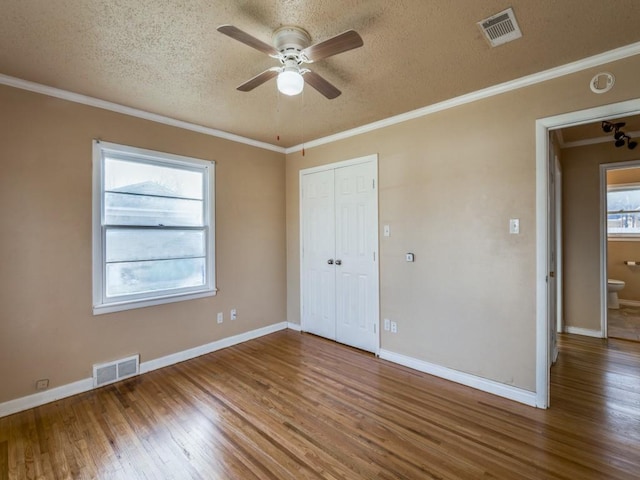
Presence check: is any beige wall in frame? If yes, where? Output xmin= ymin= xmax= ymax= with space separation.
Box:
xmin=3 ymin=56 xmax=640 ymax=407
xmin=286 ymin=55 xmax=640 ymax=391
xmin=557 ymin=139 xmax=640 ymax=331
xmin=0 ymin=85 xmax=286 ymax=404
xmin=607 ymin=168 xmax=640 ymax=303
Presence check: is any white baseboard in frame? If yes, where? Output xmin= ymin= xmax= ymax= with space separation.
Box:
xmin=287 ymin=322 xmax=302 ymax=331
xmin=0 ymin=378 xmax=95 ymax=419
xmin=564 ymin=326 xmax=604 ymax=338
xmin=0 ymin=322 xmax=288 ymax=418
xmin=378 ymin=349 xmax=537 ymax=407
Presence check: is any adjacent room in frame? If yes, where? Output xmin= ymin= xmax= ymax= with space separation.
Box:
xmin=1 ymin=1 xmax=640 ymax=478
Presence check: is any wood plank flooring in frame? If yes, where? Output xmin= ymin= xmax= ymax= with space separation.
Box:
xmin=608 ymin=305 xmax=640 ymax=341
xmin=1 ymin=330 xmax=639 ymax=479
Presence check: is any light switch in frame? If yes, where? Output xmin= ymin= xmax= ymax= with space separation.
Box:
xmin=509 ymin=218 xmax=520 ymax=234
xmin=383 ymin=225 xmax=390 ymax=237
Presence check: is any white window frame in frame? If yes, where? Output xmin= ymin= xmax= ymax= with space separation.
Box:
xmin=92 ymin=140 xmax=216 ymax=315
xmin=607 ymin=182 xmax=640 ymax=241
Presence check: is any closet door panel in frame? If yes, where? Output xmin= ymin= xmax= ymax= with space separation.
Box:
xmin=334 ymin=162 xmax=378 ymax=352
xmin=301 ymin=170 xmax=336 ymax=340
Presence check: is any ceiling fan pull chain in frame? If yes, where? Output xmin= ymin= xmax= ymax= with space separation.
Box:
xmin=276 ymin=88 xmax=281 ymax=142
xmin=301 ymin=88 xmax=305 ymax=156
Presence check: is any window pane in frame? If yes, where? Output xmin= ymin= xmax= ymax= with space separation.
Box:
xmin=106 ymin=229 xmax=205 ymax=262
xmin=105 ymin=192 xmax=203 ymax=226
xmin=105 ymin=158 xmax=203 ymax=200
xmin=608 ymin=212 xmax=640 ymax=234
xmin=94 ymin=141 xmax=215 ymax=313
xmin=106 ymin=258 xmax=206 ymax=297
xmin=607 ymin=189 xmax=640 ymax=212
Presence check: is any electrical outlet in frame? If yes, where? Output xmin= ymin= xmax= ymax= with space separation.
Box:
xmin=390 ymin=321 xmax=398 ymax=333
xmin=35 ymin=379 xmax=49 ymax=390
xmin=217 ymin=312 xmax=223 ymax=324
xmin=231 ymin=308 xmax=237 ymax=320
xmin=384 ymin=318 xmax=390 ymax=331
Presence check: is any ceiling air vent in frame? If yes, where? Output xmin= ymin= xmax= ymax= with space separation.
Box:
xmin=478 ymin=8 xmax=522 ymax=47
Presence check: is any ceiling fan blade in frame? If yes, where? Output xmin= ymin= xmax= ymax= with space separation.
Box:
xmin=301 ymin=30 xmax=363 ymax=63
xmin=237 ymin=68 xmax=279 ymax=92
xmin=217 ymin=25 xmax=279 ymax=56
xmin=303 ymin=71 xmax=341 ymax=99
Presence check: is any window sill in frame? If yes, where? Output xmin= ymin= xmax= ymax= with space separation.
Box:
xmin=93 ymin=288 xmax=217 ymax=315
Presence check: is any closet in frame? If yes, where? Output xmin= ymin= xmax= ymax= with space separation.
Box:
xmin=300 ymin=155 xmax=379 ymax=353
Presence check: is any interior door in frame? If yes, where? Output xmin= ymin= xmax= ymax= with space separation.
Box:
xmin=301 ymin=169 xmax=336 ymax=340
xmin=334 ymin=162 xmax=378 ymax=352
xmin=548 ymin=142 xmax=559 ymax=365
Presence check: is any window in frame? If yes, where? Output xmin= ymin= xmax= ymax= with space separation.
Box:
xmin=93 ymin=141 xmax=215 ymax=314
xmin=607 ymin=184 xmax=640 ymax=239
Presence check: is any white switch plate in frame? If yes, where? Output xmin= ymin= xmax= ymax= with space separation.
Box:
xmin=231 ymin=308 xmax=237 ymax=320
xmin=509 ymin=218 xmax=520 ymax=234
xmin=390 ymin=321 xmax=398 ymax=333
xmin=383 ymin=225 xmax=390 ymax=237
xmin=384 ymin=318 xmax=390 ymax=331
xmin=217 ymin=312 xmax=223 ymax=324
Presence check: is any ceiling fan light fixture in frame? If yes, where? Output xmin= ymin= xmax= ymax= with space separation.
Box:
xmin=277 ymin=69 xmax=304 ymax=96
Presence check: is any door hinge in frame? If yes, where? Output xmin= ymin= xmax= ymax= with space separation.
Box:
xmin=372 ymin=179 xmax=375 ymax=189
xmin=373 ymin=323 xmax=377 ymax=333
xmin=373 ymin=251 xmax=376 ymax=261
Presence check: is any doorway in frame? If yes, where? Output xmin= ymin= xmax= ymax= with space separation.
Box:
xmin=299 ymin=154 xmax=380 ymax=353
xmin=602 ymin=162 xmax=640 ymax=342
xmin=536 ymin=98 xmax=640 ymax=408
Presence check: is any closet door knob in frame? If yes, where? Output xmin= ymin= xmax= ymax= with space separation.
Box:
xmin=335 ymin=259 xmax=342 ymax=265
xmin=327 ymin=259 xmax=334 ymax=265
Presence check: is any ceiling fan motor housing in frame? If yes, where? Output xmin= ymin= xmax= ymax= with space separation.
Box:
xmin=273 ymin=26 xmax=311 ymax=64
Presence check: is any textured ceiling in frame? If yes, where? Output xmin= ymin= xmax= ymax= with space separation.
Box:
xmin=560 ymin=116 xmax=640 ymax=146
xmin=1 ymin=1 xmax=640 ymax=148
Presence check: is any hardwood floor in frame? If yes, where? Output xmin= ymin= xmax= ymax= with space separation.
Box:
xmin=608 ymin=305 xmax=640 ymax=341
xmin=1 ymin=330 xmax=639 ymax=479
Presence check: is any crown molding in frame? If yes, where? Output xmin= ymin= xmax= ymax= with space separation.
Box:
xmin=0 ymin=73 xmax=286 ymax=154
xmin=2 ymin=40 xmax=640 ymax=156
xmin=285 ymin=41 xmax=640 ymax=154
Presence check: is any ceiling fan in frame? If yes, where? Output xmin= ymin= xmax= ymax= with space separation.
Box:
xmin=217 ymin=24 xmax=363 ymax=99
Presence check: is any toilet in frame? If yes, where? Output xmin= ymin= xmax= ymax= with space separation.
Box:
xmin=607 ymin=279 xmax=625 ymax=309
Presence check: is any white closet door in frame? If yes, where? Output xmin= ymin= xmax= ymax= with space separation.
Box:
xmin=301 ymin=169 xmax=336 ymax=340
xmin=334 ymin=162 xmax=378 ymax=352
xmin=300 ymin=156 xmax=379 ymax=354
